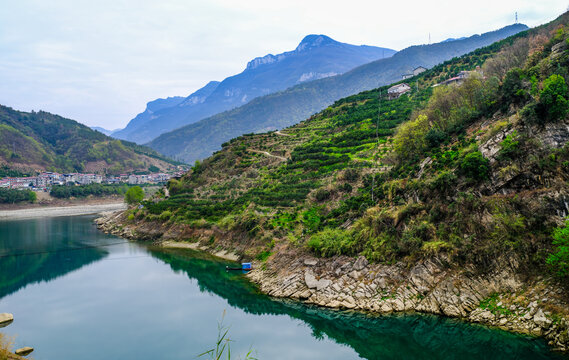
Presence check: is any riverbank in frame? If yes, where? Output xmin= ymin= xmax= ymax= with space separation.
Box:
xmin=0 ymin=202 xmax=126 ymax=220
xmin=95 ymin=210 xmax=569 ymax=353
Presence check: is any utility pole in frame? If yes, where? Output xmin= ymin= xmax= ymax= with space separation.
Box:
xmin=372 ymin=90 xmax=382 ymax=203
xmin=515 ymin=12 xmax=518 ymax=24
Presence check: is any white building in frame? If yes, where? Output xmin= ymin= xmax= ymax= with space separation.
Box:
xmin=387 ymin=83 xmax=412 ymax=99
xmin=402 ymin=66 xmax=427 ymax=79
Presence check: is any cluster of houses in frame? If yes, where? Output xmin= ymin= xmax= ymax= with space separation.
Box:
xmin=386 ymin=66 xmax=480 ymax=100
xmin=0 ymin=171 xmax=177 ymax=191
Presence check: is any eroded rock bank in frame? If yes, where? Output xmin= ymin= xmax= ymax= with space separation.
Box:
xmin=96 ymin=211 xmax=569 ymax=353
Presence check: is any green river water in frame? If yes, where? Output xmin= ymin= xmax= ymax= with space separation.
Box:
xmin=0 ymin=215 xmax=566 ymax=359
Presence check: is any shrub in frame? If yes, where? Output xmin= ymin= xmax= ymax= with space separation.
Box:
xmin=498 ymin=131 xmax=520 ymax=160
xmin=520 ymin=101 xmax=539 ymax=124
xmin=124 ymin=186 xmax=144 ymax=205
xmin=425 ymin=127 xmax=448 ymax=148
xmin=314 ymin=188 xmax=331 ymax=202
xmin=338 ymin=183 xmax=352 ymax=193
xmin=547 ymin=219 xmax=569 ymax=278
xmin=458 ymin=151 xmax=490 ymax=181
xmin=159 ymin=210 xmax=173 ymax=221
xmin=307 ymin=228 xmax=355 ymax=257
xmin=342 ymin=168 xmax=359 ymax=182
xmin=302 ymin=207 xmax=322 ymax=232
xmin=501 ymin=68 xmax=529 ymax=105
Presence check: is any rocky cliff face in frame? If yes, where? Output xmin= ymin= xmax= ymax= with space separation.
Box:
xmin=248 ymin=251 xmax=569 ymax=352
xmin=95 ymin=211 xmax=569 ymax=353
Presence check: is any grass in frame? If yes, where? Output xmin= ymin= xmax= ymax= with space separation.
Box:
xmin=0 ymin=333 xmax=14 ymax=360
xmin=198 ymin=311 xmax=257 ymax=360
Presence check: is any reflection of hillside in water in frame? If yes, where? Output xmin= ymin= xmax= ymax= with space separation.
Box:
xmin=151 ymin=248 xmax=561 ymax=360
xmin=0 ymin=216 xmax=111 ymax=299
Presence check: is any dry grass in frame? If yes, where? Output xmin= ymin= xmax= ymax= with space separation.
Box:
xmin=0 ymin=333 xmax=14 ymax=360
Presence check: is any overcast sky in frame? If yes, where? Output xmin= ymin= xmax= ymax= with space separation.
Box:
xmin=0 ymin=0 xmax=567 ymax=130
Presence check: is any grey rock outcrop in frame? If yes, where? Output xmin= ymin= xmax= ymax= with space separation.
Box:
xmin=14 ymin=347 xmax=34 ymax=356
xmin=0 ymin=313 xmax=14 ymax=328
xmin=247 ymin=254 xmax=569 ymax=352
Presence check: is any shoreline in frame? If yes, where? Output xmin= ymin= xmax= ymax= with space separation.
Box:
xmin=95 ymin=211 xmax=569 ymax=353
xmin=0 ymin=202 xmax=126 ymax=220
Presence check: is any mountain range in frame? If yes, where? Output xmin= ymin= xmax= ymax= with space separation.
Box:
xmin=112 ymin=35 xmax=396 ymax=144
xmin=147 ymin=23 xmax=529 ymax=164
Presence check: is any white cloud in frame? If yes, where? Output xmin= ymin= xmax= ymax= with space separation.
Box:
xmin=0 ymin=0 xmax=567 ymax=129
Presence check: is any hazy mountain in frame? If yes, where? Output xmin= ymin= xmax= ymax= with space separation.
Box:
xmin=0 ymin=105 xmax=180 ymax=174
xmin=113 ymin=35 xmax=396 ymax=143
xmin=148 ymin=23 xmax=529 ymax=164
xmin=90 ymin=126 xmax=122 ymax=136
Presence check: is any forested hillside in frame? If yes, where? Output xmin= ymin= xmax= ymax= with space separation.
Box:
xmin=0 ymin=105 xmax=181 ymax=175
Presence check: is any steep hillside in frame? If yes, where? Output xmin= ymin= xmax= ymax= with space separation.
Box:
xmin=148 ymin=24 xmax=528 ymax=164
xmin=99 ymin=13 xmax=569 ymax=351
xmin=0 ymin=105 xmax=181 ymax=174
xmin=114 ymin=35 xmax=395 ymax=144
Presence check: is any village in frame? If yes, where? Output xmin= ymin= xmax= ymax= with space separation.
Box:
xmin=0 ymin=171 xmax=183 ymax=191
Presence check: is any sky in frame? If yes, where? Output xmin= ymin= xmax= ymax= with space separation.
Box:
xmin=0 ymin=0 xmax=568 ymax=130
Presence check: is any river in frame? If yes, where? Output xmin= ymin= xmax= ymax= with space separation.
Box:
xmin=0 ymin=216 xmax=565 ymax=359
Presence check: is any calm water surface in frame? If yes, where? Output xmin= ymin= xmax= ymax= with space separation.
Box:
xmin=0 ymin=216 xmax=565 ymax=360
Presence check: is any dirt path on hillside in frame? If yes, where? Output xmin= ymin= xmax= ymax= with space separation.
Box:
xmin=247 ymin=149 xmax=288 ymax=161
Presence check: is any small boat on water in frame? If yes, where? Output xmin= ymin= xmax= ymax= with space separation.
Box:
xmin=226 ymin=262 xmax=252 ymax=271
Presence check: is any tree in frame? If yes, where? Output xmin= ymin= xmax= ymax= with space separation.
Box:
xmin=458 ymin=151 xmax=490 ymax=181
xmin=547 ymin=219 xmax=569 ymax=278
xmin=539 ymin=74 xmax=569 ymax=122
xmin=124 ymin=186 xmax=144 ymax=205
xmin=393 ymin=114 xmax=429 ymax=163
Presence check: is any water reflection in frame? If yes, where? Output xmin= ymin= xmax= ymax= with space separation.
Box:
xmin=0 ymin=216 xmax=564 ymax=360
xmin=0 ymin=216 xmax=117 ymax=299
xmin=150 ymin=248 xmax=564 ymax=360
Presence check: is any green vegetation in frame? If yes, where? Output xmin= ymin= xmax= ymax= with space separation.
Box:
xmin=125 ymin=186 xmax=145 ymax=205
xmin=130 ymin=14 xmax=569 ymax=273
xmin=50 ymin=184 xmax=128 ymax=199
xmin=0 ymin=105 xmax=181 ymax=175
xmin=0 ymin=188 xmax=36 ymax=204
xmin=0 ymin=165 xmax=30 ymax=178
xmin=198 ymin=314 xmax=256 ymax=360
xmin=479 ymin=293 xmax=514 ymax=316
xmin=458 ymin=151 xmax=490 ymax=181
xmin=539 ymin=74 xmax=569 ymax=122
xmin=547 ymin=219 xmax=569 ymax=278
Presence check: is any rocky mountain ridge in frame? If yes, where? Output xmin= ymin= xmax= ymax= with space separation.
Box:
xmin=113 ymin=34 xmax=394 ymax=144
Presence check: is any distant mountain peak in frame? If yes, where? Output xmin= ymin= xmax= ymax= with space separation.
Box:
xmin=246 ymin=35 xmax=341 ymax=71
xmin=296 ymin=34 xmax=337 ymax=51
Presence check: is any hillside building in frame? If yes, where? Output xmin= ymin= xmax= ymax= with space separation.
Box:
xmin=402 ymin=66 xmax=427 ymax=79
xmin=387 ymin=83 xmax=412 ymax=99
